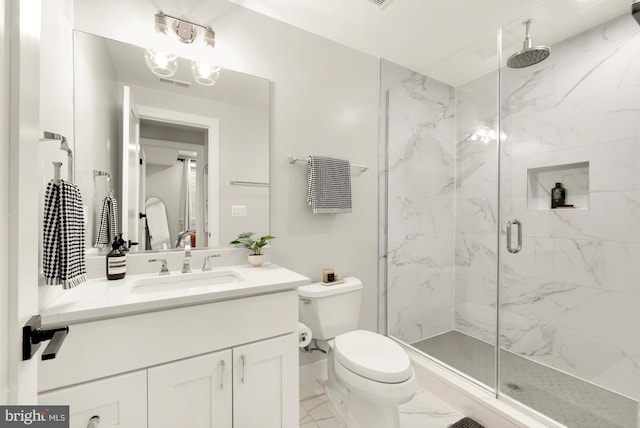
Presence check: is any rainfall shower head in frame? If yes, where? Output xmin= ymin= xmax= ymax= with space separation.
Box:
xmin=507 ymin=19 xmax=550 ymax=68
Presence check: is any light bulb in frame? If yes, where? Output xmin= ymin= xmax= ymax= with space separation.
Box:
xmin=191 ymin=60 xmax=221 ymax=86
xmin=145 ymin=49 xmax=178 ymax=77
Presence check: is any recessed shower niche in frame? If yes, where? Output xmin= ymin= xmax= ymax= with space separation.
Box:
xmin=527 ymin=161 xmax=590 ymax=210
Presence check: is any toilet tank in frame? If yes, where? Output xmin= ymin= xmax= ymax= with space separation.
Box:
xmin=298 ymin=277 xmax=363 ymax=340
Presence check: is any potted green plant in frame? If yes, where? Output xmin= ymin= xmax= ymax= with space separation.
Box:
xmin=229 ymin=232 xmax=276 ymax=267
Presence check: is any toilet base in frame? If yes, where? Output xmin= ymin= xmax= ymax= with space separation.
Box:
xmin=325 ymin=377 xmax=402 ymax=428
xmin=324 ymin=348 xmax=412 ymax=428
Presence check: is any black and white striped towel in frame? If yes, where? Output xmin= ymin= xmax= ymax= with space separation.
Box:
xmin=95 ymin=196 xmax=119 ymax=247
xmin=306 ymin=155 xmax=352 ymax=214
xmin=43 ymin=180 xmax=87 ymax=289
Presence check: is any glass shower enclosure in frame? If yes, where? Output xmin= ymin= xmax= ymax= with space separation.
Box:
xmin=382 ymin=1 xmax=639 ymax=426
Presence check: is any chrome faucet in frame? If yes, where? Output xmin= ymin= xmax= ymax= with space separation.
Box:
xmin=202 ymin=254 xmax=221 ymax=271
xmin=175 ymin=229 xmax=196 ymax=248
xmin=148 ymin=258 xmax=169 ymax=275
xmin=182 ymin=244 xmax=192 ymax=273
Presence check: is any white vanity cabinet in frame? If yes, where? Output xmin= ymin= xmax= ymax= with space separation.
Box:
xmin=148 ymin=349 xmax=233 ymax=428
xmin=39 ymin=370 xmax=147 ymax=428
xmin=147 ymin=333 xmax=298 ymax=428
xmin=38 ymin=289 xmax=300 ymax=428
xmin=232 ymin=333 xmax=298 ymax=428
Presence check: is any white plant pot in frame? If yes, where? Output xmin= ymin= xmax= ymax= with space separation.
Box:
xmin=248 ymin=254 xmax=266 ymax=267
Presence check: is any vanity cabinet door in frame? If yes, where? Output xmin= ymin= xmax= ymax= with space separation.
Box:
xmin=148 ymin=349 xmax=232 ymax=428
xmin=233 ymin=333 xmax=298 ymax=428
xmin=39 ymin=370 xmax=147 ymax=428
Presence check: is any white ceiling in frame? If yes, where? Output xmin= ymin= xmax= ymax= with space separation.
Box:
xmin=225 ymin=0 xmax=631 ymax=86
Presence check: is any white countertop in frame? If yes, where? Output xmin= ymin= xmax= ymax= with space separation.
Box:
xmin=41 ymin=263 xmax=310 ymax=326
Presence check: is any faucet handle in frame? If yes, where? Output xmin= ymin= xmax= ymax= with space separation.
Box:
xmin=148 ymin=258 xmax=170 ymax=275
xmin=181 ymin=245 xmax=192 ymax=274
xmin=202 ymin=254 xmax=221 ymax=271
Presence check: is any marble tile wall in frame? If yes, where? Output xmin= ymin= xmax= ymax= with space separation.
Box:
xmin=454 ymin=70 xmax=499 ymax=345
xmin=384 ymin=13 xmax=640 ymax=401
xmin=455 ymin=13 xmax=640 ymax=400
xmin=382 ymin=60 xmax=457 ymax=344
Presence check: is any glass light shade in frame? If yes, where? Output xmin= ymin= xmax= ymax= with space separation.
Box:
xmin=191 ymin=60 xmax=221 ymax=86
xmin=144 ymin=49 xmax=179 ymax=77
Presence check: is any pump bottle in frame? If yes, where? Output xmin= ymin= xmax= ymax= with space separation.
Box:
xmin=551 ymin=182 xmax=566 ymax=208
xmin=106 ymin=235 xmax=127 ymax=280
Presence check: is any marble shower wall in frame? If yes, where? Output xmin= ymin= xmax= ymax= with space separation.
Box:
xmin=382 ymin=60 xmax=457 ymax=344
xmin=384 ymin=13 xmax=639 ymax=400
xmin=455 ymin=13 xmax=640 ymax=400
xmin=454 ymin=70 xmax=499 ymax=345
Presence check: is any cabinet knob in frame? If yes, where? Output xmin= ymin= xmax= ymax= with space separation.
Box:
xmin=87 ymin=415 xmax=100 ymax=428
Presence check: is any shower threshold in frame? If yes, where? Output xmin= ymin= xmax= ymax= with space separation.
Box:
xmin=412 ymin=330 xmax=637 ymax=428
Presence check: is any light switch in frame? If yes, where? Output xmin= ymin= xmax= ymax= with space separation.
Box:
xmin=232 ymin=205 xmax=247 ymax=216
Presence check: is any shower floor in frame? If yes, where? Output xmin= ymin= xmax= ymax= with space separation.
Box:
xmin=412 ymin=330 xmax=637 ymax=428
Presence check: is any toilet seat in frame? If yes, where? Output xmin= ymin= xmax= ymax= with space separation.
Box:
xmin=334 ymin=330 xmax=412 ymax=383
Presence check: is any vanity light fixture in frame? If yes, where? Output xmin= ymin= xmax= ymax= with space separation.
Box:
xmin=145 ymin=11 xmax=222 ymax=85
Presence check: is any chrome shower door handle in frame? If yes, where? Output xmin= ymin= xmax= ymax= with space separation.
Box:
xmin=506 ymin=219 xmax=522 ymax=253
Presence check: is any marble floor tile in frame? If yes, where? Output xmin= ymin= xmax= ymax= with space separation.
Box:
xmin=300 ymin=379 xmax=462 ymax=428
xmin=399 ymin=386 xmax=463 ymax=428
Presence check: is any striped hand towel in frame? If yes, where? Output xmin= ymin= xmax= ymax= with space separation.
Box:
xmin=95 ymin=196 xmax=119 ymax=247
xmin=43 ymin=180 xmax=87 ymax=289
xmin=306 ymin=155 xmax=352 ymax=214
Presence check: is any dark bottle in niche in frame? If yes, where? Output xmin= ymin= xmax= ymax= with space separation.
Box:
xmin=551 ymin=182 xmax=566 ymax=208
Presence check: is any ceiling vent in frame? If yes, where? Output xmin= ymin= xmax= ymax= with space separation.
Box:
xmin=158 ymin=77 xmax=192 ymax=88
xmin=368 ymin=0 xmax=394 ymax=8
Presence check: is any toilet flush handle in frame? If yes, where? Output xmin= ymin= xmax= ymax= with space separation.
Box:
xmin=300 ymin=299 xmax=311 ymax=305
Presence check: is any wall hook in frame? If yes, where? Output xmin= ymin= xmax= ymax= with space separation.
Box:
xmin=22 ymin=315 xmax=69 ymax=361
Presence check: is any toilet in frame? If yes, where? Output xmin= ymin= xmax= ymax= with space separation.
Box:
xmin=298 ymin=277 xmax=416 ymax=428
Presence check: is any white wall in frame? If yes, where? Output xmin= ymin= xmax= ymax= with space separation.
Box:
xmin=71 ymin=1 xmax=380 ymax=349
xmin=144 ymin=160 xmax=183 ymax=244
xmin=73 ymin=31 xmax=120 ymax=251
xmin=0 ymin=0 xmax=9 ymax=404
xmin=38 ymin=0 xmax=74 ymax=309
xmin=131 ymin=84 xmax=270 ymax=247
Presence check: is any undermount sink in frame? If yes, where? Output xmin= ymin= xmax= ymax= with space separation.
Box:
xmin=131 ymin=270 xmax=243 ymax=294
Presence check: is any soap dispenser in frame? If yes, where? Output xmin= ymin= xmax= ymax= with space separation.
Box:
xmin=551 ymin=182 xmax=566 ymax=208
xmin=106 ymin=235 xmax=127 ymax=280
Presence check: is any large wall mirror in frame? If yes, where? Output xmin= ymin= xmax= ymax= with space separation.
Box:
xmin=73 ymin=31 xmax=271 ymax=254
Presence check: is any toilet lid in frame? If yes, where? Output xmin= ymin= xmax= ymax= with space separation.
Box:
xmin=334 ymin=330 xmax=412 ymax=383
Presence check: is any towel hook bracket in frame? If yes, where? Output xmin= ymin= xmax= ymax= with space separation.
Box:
xmin=22 ymin=315 xmax=69 ymax=361
xmin=288 ymin=155 xmax=369 ymax=172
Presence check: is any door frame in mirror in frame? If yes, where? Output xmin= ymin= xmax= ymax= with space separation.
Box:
xmin=122 ymin=102 xmax=220 ymax=250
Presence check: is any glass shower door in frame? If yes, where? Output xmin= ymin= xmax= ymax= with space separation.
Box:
xmin=498 ymin=5 xmax=640 ymax=427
